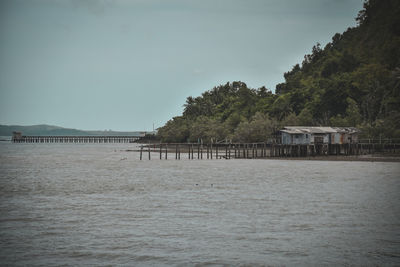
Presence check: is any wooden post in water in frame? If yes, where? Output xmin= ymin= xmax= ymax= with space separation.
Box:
xmin=210 ymin=144 xmax=213 ymax=159
xmin=257 ymin=143 xmax=260 ymax=158
xmin=259 ymin=143 xmax=262 ymax=157
xmin=160 ymin=144 xmax=162 ymax=160
xmin=140 ymin=145 xmax=143 ymax=160
xmin=148 ymin=145 xmax=151 ymax=160
xmin=234 ymin=144 xmax=237 ymax=158
xmin=191 ymin=144 xmax=194 ymax=160
xmin=165 ymin=144 xmax=168 ymax=160
xmin=207 ymin=145 xmax=209 ymax=159
xmin=175 ymin=144 xmax=178 ymax=160
xmin=197 ymin=144 xmax=200 ymax=160
xmin=216 ymin=144 xmax=218 ymax=159
xmin=188 ymin=144 xmax=191 ymax=159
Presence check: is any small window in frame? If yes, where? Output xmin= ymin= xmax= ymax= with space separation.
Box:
xmin=306 ymin=134 xmax=309 ymax=138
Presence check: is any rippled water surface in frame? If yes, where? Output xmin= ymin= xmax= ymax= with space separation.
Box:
xmin=0 ymin=143 xmax=399 ymax=266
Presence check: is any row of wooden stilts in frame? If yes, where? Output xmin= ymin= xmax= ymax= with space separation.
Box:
xmin=140 ymin=143 xmax=268 ymax=160
xmin=12 ymin=136 xmax=139 ymax=143
xmin=139 ymin=143 xmax=399 ymax=160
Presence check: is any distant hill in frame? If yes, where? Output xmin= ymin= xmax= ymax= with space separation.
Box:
xmin=0 ymin=124 xmax=145 ymax=137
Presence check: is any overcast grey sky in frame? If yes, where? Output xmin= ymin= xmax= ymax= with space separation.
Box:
xmin=0 ymin=0 xmax=363 ymax=131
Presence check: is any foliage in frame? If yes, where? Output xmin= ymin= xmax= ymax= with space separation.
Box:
xmin=232 ymin=113 xmax=279 ymax=143
xmin=157 ymin=0 xmax=400 ymax=142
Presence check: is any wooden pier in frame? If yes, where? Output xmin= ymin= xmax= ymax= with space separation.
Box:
xmin=139 ymin=142 xmax=400 ymax=160
xmin=12 ymin=135 xmax=140 ymax=143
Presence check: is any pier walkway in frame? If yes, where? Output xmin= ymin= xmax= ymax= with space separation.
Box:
xmin=139 ymin=142 xmax=400 ymax=160
xmin=12 ymin=135 xmax=140 ymax=143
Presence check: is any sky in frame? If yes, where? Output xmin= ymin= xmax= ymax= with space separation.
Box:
xmin=0 ymin=0 xmax=364 ymax=131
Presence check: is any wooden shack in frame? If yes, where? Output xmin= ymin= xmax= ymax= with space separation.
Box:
xmin=12 ymin=131 xmax=22 ymax=142
xmin=280 ymin=127 xmax=359 ymax=145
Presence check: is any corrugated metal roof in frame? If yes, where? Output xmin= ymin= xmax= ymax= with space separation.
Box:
xmin=281 ymin=126 xmax=358 ymax=134
xmin=281 ymin=129 xmax=303 ymax=134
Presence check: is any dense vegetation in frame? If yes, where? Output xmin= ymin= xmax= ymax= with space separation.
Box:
xmin=158 ymin=0 xmax=400 ymax=143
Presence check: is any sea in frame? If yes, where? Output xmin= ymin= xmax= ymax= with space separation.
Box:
xmin=0 ymin=141 xmax=399 ymax=266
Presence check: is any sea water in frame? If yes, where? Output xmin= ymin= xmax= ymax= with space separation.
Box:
xmin=0 ymin=142 xmax=399 ymax=266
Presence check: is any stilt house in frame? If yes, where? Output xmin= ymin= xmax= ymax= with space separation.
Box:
xmin=280 ymin=127 xmax=359 ymax=145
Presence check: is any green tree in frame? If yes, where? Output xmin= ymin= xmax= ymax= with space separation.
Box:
xmin=233 ymin=113 xmax=279 ymax=142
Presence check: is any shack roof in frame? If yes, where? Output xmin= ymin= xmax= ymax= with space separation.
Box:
xmin=280 ymin=126 xmax=358 ymax=135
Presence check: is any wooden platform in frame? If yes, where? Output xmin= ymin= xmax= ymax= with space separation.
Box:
xmin=138 ymin=143 xmax=399 ymax=160
xmin=12 ymin=135 xmax=140 ymax=143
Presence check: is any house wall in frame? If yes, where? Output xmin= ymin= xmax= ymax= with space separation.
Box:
xmin=281 ymin=129 xmax=359 ymax=145
xmin=310 ymin=134 xmax=329 ymax=144
xmin=332 ymin=133 xmax=341 ymax=144
xmin=295 ymin=134 xmax=309 ymax=144
xmin=282 ymin=132 xmax=291 ymax=144
xmin=282 ymin=132 xmax=311 ymax=145
xmin=341 ymin=133 xmax=358 ymax=144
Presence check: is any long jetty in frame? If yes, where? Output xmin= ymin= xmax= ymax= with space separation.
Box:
xmin=12 ymin=135 xmax=140 ymax=143
xmin=139 ymin=142 xmax=399 ymax=160
xmin=11 ymin=135 xmax=399 ymax=159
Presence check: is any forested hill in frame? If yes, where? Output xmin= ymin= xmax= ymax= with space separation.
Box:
xmin=157 ymin=0 xmax=400 ymax=143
